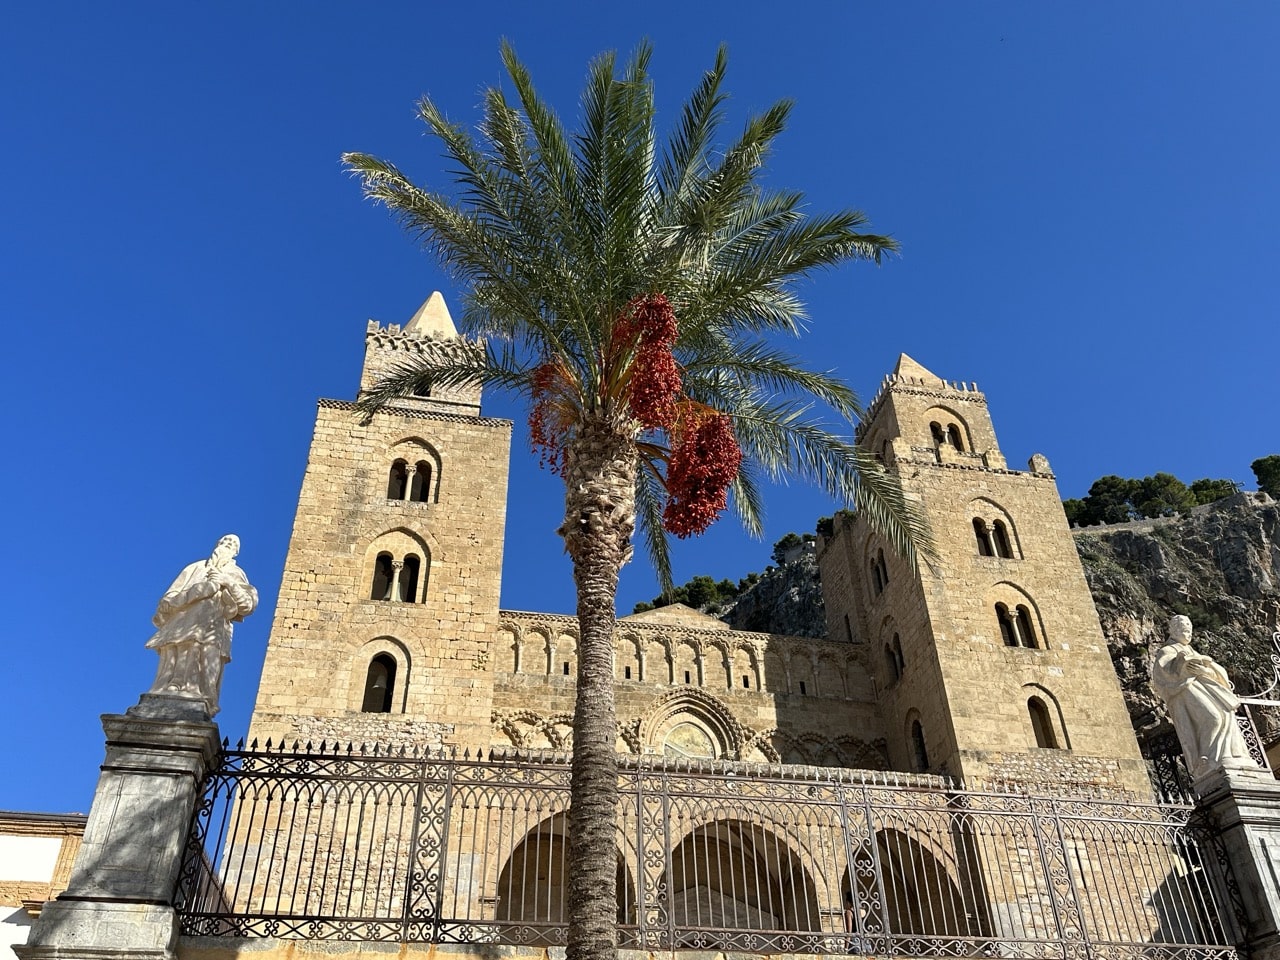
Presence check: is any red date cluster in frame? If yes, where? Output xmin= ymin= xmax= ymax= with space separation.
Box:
xmin=662 ymin=411 xmax=743 ymax=538
xmin=614 ymin=293 xmax=681 ymax=430
xmin=529 ymin=293 xmax=743 ymax=537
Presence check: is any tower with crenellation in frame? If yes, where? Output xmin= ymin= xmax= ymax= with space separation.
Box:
xmin=248 ymin=292 xmax=513 ymax=750
xmin=817 ymin=354 xmax=1150 ymax=795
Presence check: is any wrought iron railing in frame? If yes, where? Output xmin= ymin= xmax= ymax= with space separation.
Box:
xmin=177 ymin=742 xmax=1240 ymax=958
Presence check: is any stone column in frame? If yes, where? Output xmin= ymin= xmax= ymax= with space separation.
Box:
xmin=1195 ymin=764 xmax=1280 ymax=960
xmin=16 ymin=693 xmax=220 ymax=960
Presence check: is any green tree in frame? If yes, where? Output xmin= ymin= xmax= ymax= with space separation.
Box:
xmin=1062 ymin=498 xmax=1086 ymax=526
xmin=1133 ymin=472 xmax=1196 ymax=518
xmin=1189 ymin=477 xmax=1238 ymax=505
xmin=344 ymin=43 xmax=930 ymax=960
xmin=1254 ymin=455 xmax=1280 ymax=498
xmin=1079 ymin=475 xmax=1140 ymax=525
xmin=771 ymin=531 xmax=804 ymax=564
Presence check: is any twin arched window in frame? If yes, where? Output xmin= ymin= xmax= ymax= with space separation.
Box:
xmin=371 ymin=552 xmax=426 ymax=603
xmin=387 ymin=459 xmax=433 ymax=502
xmin=996 ymin=603 xmax=1039 ymax=648
xmin=929 ymin=421 xmax=966 ymax=452
xmin=973 ymin=518 xmax=1015 ymax=558
xmin=362 ymin=653 xmax=398 ymax=713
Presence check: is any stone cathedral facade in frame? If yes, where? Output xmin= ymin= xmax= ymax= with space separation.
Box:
xmin=249 ymin=294 xmax=1150 ymax=799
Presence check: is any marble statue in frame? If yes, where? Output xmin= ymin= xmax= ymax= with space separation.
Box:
xmin=1149 ymin=614 xmax=1256 ymax=779
xmin=146 ymin=534 xmax=258 ymax=716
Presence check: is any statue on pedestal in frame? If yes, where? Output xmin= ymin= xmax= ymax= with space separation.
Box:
xmin=1149 ymin=614 xmax=1257 ymax=779
xmin=146 ymin=534 xmax=258 ymax=717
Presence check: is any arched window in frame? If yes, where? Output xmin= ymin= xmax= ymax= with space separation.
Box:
xmin=1015 ymin=605 xmax=1038 ymax=649
xmin=996 ymin=603 xmax=1017 ymax=646
xmin=946 ymin=424 xmax=964 ymax=451
xmin=871 ymin=549 xmax=890 ymax=596
xmin=892 ymin=634 xmax=905 ymax=676
xmin=400 ymin=555 xmax=421 ymax=603
xmin=361 ymin=653 xmax=397 ymax=713
xmin=884 ymin=644 xmax=900 ymax=684
xmin=412 ymin=379 xmax=432 ymax=398
xmin=910 ymin=720 xmax=929 ymax=772
xmin=409 ymin=461 xmax=432 ymax=502
xmin=386 ymin=459 xmax=409 ymax=500
xmin=1028 ymin=697 xmax=1058 ymax=748
xmin=371 ymin=552 xmax=394 ymax=601
xmin=973 ymin=519 xmax=994 ymax=556
xmin=370 ymin=552 xmax=427 ymax=603
xmin=929 ymin=422 xmax=946 ymax=447
xmin=992 ymin=520 xmax=1014 ymax=559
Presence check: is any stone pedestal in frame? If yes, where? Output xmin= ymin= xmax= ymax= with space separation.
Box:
xmin=1196 ymin=764 xmax=1280 ymax=960
xmin=16 ymin=694 xmax=221 ymax=960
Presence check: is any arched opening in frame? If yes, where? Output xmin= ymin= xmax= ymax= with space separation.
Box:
xmin=371 ymin=552 xmax=394 ymax=601
xmin=1015 ymin=605 xmax=1038 ymax=649
xmin=843 ymin=831 xmax=968 ymax=938
xmin=995 ymin=603 xmax=1016 ymax=646
xmin=409 ymin=461 xmax=432 ymax=502
xmin=664 ymin=819 xmax=822 ymax=937
xmin=884 ymin=645 xmax=900 ymax=684
xmin=973 ymin=518 xmax=994 ymax=557
xmin=871 ymin=549 xmax=889 ymax=596
xmin=929 ymin=422 xmax=945 ymax=447
xmin=1028 ymin=696 xmax=1058 ymax=748
xmin=386 ymin=459 xmax=409 ymax=500
xmin=892 ymin=634 xmax=905 ymax=676
xmin=495 ymin=820 xmax=634 ymax=938
xmin=992 ymin=520 xmax=1014 ymax=558
xmin=361 ymin=653 xmax=397 ymax=713
xmin=946 ymin=423 xmax=965 ymax=451
xmin=411 ymin=379 xmax=432 ymax=398
xmin=400 ymin=554 xmax=421 ymax=603
xmin=910 ymin=719 xmax=929 ymax=772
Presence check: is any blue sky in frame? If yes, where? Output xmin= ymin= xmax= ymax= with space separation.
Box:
xmin=2 ymin=4 xmax=1276 ymax=812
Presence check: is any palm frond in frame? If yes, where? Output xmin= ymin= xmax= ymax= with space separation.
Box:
xmin=345 ymin=43 xmax=929 ymax=580
xmin=634 ymin=447 xmax=674 ymax=591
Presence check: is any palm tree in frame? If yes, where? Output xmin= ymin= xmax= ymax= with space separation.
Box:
xmin=344 ymin=42 xmax=931 ymax=960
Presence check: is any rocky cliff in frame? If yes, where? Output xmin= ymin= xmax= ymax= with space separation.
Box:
xmin=720 ymin=493 xmax=1280 ymax=734
xmin=720 ymin=547 xmax=826 ymax=638
xmin=1073 ymin=492 xmax=1280 ymax=731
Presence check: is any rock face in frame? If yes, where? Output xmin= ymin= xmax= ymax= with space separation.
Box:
xmin=720 ymin=493 xmax=1280 ymax=738
xmin=1073 ymin=492 xmax=1280 ymax=732
xmin=720 ymin=547 xmax=826 ymax=638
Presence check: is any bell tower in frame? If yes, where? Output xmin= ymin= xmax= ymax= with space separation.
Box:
xmin=819 ymin=355 xmax=1149 ymax=795
xmin=249 ymin=293 xmax=512 ymax=750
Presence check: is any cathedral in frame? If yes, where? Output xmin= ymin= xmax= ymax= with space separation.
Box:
xmin=249 ymin=292 xmax=1150 ymax=799
xmin=20 ymin=294 xmax=1268 ymax=960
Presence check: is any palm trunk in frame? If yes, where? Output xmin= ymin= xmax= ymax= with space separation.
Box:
xmin=559 ymin=417 xmax=636 ymax=960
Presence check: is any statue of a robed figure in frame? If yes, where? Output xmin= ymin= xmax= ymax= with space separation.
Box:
xmin=146 ymin=533 xmax=258 ymax=716
xmin=1149 ymin=614 xmax=1258 ymax=780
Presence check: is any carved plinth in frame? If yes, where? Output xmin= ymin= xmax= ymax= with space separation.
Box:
xmin=16 ymin=696 xmax=221 ymax=960
xmin=1196 ymin=765 xmax=1280 ymax=960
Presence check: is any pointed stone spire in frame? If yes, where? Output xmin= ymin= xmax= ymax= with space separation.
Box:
xmin=892 ymin=353 xmax=945 ymax=387
xmin=404 ymin=291 xmax=458 ymax=339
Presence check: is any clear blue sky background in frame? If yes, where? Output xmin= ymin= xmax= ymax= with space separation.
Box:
xmin=2 ymin=4 xmax=1275 ymax=812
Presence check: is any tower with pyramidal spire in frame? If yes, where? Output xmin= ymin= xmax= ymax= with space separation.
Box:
xmin=816 ymin=354 xmax=1150 ymax=794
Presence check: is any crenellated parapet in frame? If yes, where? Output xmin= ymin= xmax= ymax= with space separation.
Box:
xmin=359 ymin=293 xmax=484 ymax=414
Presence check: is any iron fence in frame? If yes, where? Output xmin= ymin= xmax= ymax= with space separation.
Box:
xmin=177 ymin=742 xmax=1240 ymax=958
